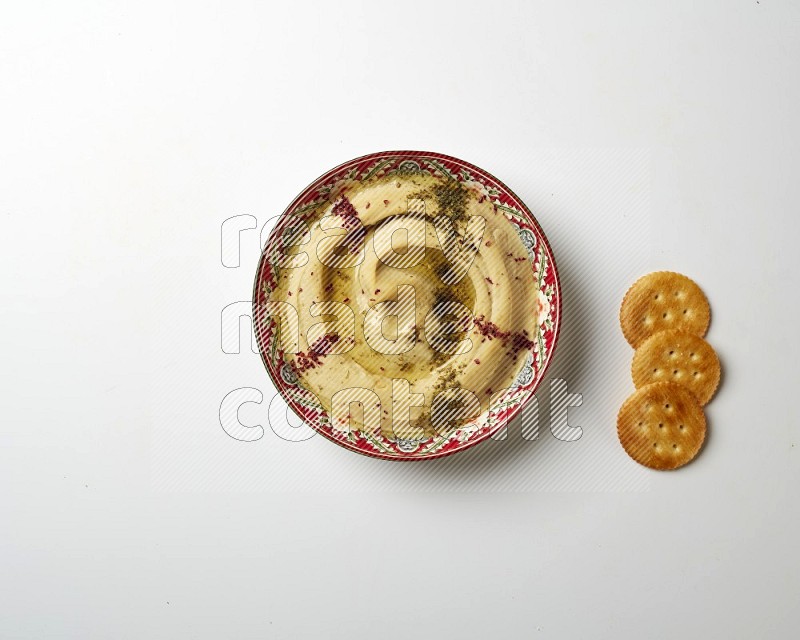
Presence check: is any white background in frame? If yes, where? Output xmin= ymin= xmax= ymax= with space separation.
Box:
xmin=2 ymin=1 xmax=799 ymax=638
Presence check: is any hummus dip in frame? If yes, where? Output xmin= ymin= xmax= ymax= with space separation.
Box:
xmin=263 ymin=171 xmax=539 ymax=440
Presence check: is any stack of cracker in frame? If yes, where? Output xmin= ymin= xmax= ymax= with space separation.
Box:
xmin=617 ymin=272 xmax=720 ymax=470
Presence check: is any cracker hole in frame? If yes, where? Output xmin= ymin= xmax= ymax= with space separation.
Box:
xmin=658 ymin=423 xmax=664 ymax=429
xmin=683 ymin=309 xmax=688 ymax=315
xmin=662 ymin=312 xmax=668 ymax=319
xmin=673 ymin=369 xmax=679 ymax=375
xmin=693 ymin=371 xmax=700 ymax=377
xmin=653 ymin=443 xmax=658 ymax=448
xmin=664 ymin=404 xmax=670 ymax=409
xmin=672 ymin=444 xmax=678 ymax=449
xmin=679 ymin=425 xmax=684 ymax=430
xmin=669 ymin=350 xmax=674 ymax=356
xmin=654 ymin=294 xmax=660 ymax=300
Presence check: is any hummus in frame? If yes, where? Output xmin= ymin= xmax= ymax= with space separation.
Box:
xmin=264 ymin=171 xmax=539 ymax=440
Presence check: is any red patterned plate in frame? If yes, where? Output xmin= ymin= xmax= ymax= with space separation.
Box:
xmin=253 ymin=151 xmax=561 ymax=460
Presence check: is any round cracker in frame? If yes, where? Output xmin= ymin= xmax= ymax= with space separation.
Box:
xmin=617 ymin=382 xmax=706 ymax=470
xmin=620 ymin=272 xmax=710 ymax=347
xmin=632 ymin=330 xmax=720 ymax=405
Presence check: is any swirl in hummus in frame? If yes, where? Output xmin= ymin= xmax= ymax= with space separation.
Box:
xmin=262 ymin=172 xmax=539 ymax=441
